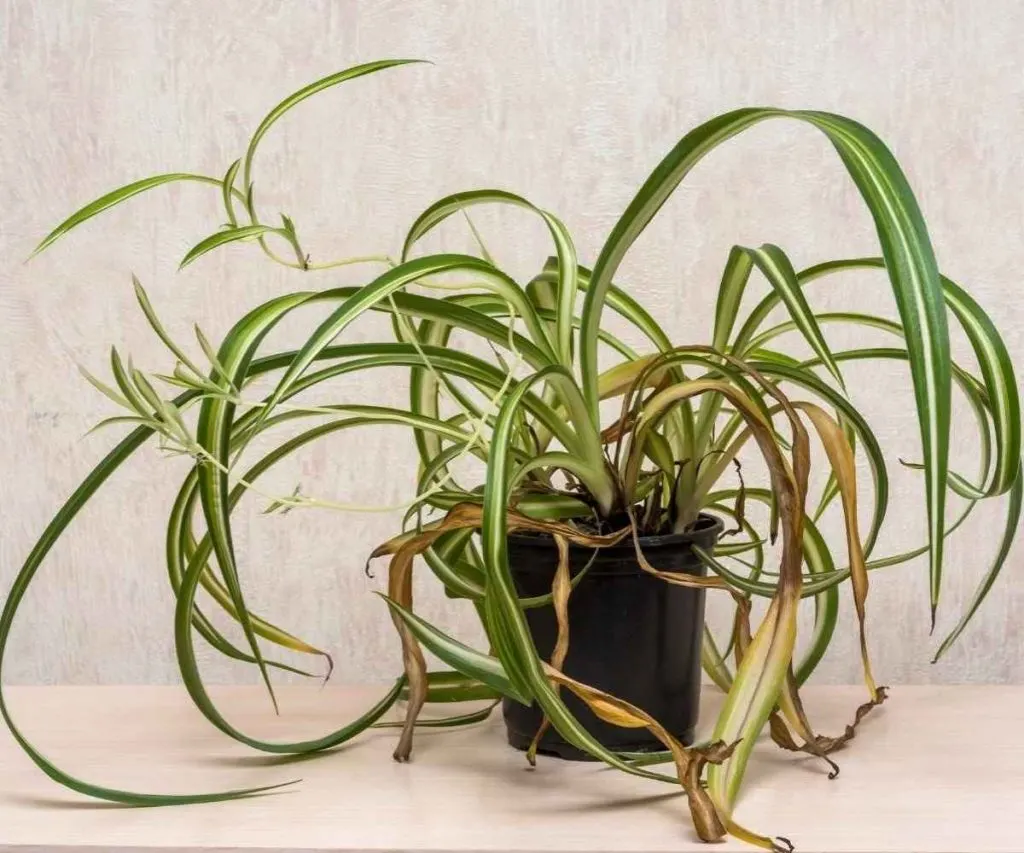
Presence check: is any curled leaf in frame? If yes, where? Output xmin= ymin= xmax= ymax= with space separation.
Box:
xmin=544 ymin=665 xmax=736 ymax=843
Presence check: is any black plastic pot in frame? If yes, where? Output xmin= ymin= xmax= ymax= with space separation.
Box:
xmin=502 ymin=513 xmax=722 ymax=760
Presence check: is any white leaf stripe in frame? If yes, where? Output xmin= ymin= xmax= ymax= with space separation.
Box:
xmin=378 ymin=596 xmax=528 ymax=703
xmin=270 ymin=255 xmax=555 ymax=413
xmin=942 ymin=282 xmax=1019 ymax=495
xmin=933 ymin=465 xmax=1023 ymax=661
xmin=196 ymin=292 xmax=313 ymax=710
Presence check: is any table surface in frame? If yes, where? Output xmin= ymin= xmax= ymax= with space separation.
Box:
xmin=0 ymin=685 xmax=1020 ymax=853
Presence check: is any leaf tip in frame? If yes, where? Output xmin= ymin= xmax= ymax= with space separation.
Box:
xmin=321 ymin=652 xmax=335 ymax=687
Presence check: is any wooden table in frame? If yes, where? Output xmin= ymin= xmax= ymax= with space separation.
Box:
xmin=0 ymin=685 xmax=1020 ymax=852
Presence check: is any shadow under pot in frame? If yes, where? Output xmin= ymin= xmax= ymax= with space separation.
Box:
xmin=502 ymin=512 xmax=723 ymax=760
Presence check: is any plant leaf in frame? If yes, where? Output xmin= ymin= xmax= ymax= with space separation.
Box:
xmin=378 ymin=594 xmax=530 ymax=704
xmin=742 ymin=244 xmax=845 ymax=388
xmin=179 ymin=224 xmax=283 ymax=269
xmin=31 ymin=174 xmax=224 ymax=257
xmin=242 ymin=60 xmax=426 ymax=191
xmin=221 ymin=159 xmax=241 ymax=226
xmin=792 ymin=402 xmax=877 ymax=700
xmin=933 ymin=464 xmax=1023 ymax=661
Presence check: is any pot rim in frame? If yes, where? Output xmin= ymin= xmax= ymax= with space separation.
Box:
xmin=507 ymin=511 xmax=724 ymax=553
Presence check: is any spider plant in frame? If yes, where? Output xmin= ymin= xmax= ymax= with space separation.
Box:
xmin=3 ymin=60 xmax=1019 ymax=850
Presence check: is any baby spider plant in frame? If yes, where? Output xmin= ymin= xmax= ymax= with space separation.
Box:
xmin=3 ymin=60 xmax=1020 ymax=850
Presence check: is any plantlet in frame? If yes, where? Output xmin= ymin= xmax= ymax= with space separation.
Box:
xmin=3 ymin=60 xmax=1019 ymax=850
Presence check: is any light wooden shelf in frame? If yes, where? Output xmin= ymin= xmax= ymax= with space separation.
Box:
xmin=0 ymin=685 xmax=1020 ymax=852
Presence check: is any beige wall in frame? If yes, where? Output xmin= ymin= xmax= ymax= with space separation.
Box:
xmin=2 ymin=0 xmax=1022 ymax=686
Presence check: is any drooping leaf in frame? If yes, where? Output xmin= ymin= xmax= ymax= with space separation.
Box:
xmin=0 ymin=391 xmax=300 ymax=802
xmin=792 ymin=401 xmax=877 ymax=699
xmin=579 ymin=109 xmax=951 ymax=623
xmin=933 ymin=464 xmax=1023 ymax=661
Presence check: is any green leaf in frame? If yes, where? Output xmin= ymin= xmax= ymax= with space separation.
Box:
xmin=109 ymin=347 xmax=152 ymax=417
xmin=77 ymin=363 xmax=131 ymax=410
xmin=192 ymin=292 xmax=318 ymax=711
xmin=242 ymin=60 xmax=426 ymax=191
xmin=221 ymin=159 xmax=241 ymax=226
xmin=175 ymin=512 xmax=405 ymax=752
xmin=326 ymin=287 xmax=550 ymax=368
xmin=374 ymin=701 xmax=499 ymax=729
xmin=411 ymin=670 xmax=501 ymax=704
xmin=743 ymin=357 xmax=888 ymax=557
xmin=166 ymin=403 xmax=476 ymax=667
xmin=423 ymin=532 xmax=486 ymax=600
xmin=702 ymin=490 xmax=838 ymax=684
xmin=179 ymin=224 xmax=283 ymax=269
xmin=193 ymin=325 xmax=233 ymax=387
xmin=701 ymin=626 xmax=734 ymax=693
xmin=479 ymin=366 xmax=679 ymax=784
xmin=377 ymin=595 xmax=530 ymax=704
xmin=30 ymin=174 xmax=224 ymax=257
xmin=461 ymin=211 xmax=495 ymax=264
xmin=742 ymin=257 xmax=1018 ymax=501
xmin=132 ymin=277 xmax=206 ymax=378
xmin=711 ymin=246 xmax=755 ymax=351
xmin=2 ymin=335 xmax=522 ymax=799
xmin=263 ymin=255 xmax=558 ymax=434
xmin=188 ymin=274 xmax=563 ymax=713
xmin=941 ymin=278 xmax=1020 ymax=496
xmin=401 ymin=286 xmax=549 ymax=505
xmin=751 ymin=310 xmax=994 ymax=510
xmin=534 ymin=258 xmax=696 ymax=459
xmin=932 ymin=464 xmax=1023 ymax=661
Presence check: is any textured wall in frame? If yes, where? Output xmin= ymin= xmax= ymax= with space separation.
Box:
xmin=1 ymin=0 xmax=1022 ymax=686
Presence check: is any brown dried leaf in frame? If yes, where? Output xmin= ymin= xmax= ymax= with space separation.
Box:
xmin=770 ymin=683 xmax=888 ymax=769
xmin=792 ymin=401 xmax=878 ymax=702
xmin=526 ymin=535 xmax=571 ymax=764
xmin=543 ymin=664 xmax=736 ymax=843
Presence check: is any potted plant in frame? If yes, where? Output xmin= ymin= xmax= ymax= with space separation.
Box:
xmin=3 ymin=60 xmax=1019 ymax=850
